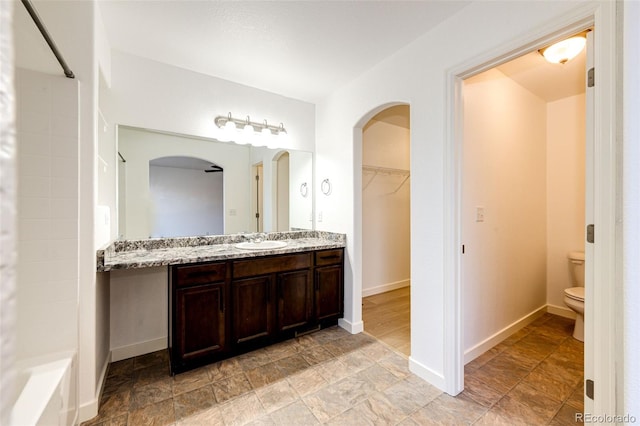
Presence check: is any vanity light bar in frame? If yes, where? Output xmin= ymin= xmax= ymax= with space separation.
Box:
xmin=214 ymin=113 xmax=287 ymax=136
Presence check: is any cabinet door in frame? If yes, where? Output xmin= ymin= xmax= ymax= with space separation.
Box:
xmin=315 ymin=265 xmax=343 ymax=321
xmin=277 ymin=270 xmax=313 ymax=333
xmin=175 ymin=283 xmax=226 ymax=361
xmin=233 ymin=276 xmax=273 ymax=345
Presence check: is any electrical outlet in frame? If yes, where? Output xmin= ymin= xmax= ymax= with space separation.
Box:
xmin=476 ymin=206 xmax=485 ymax=222
xmin=229 ymin=209 xmax=237 ymax=216
xmin=318 ymin=211 xmax=323 ymax=222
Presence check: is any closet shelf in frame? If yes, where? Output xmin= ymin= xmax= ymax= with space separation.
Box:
xmin=362 ymin=165 xmax=410 ymax=176
xmin=362 ymin=165 xmax=410 ymax=192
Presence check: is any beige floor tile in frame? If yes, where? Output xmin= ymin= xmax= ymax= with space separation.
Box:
xmin=93 ymin=311 xmax=582 ymax=426
xmin=211 ymin=372 xmax=253 ymax=403
xmin=507 ymin=381 xmax=563 ymax=422
xmin=356 ymin=364 xmax=401 ymax=392
xmin=411 ymin=393 xmax=486 ymax=425
xmin=287 ymin=366 xmax=329 ymax=397
xmin=245 ymin=362 xmax=286 ymax=389
xmin=127 ymin=398 xmax=175 ymax=426
xmin=207 ymin=357 xmax=243 ymax=382
xmin=352 ymin=392 xmax=408 ymax=425
xmin=130 ymin=381 xmax=173 ymax=411
xmin=173 ymin=385 xmax=217 ymax=420
xmin=219 ymin=392 xmax=266 ymax=426
xmin=176 ymin=405 xmax=223 ymax=426
xmin=255 ymin=380 xmax=299 ymax=413
xmin=269 ymin=400 xmax=319 ymax=425
xmin=172 ymin=367 xmax=210 ymax=396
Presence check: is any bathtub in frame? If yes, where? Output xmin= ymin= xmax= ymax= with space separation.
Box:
xmin=10 ymin=354 xmax=74 ymax=426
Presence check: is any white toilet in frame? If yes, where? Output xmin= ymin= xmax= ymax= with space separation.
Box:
xmin=564 ymin=251 xmax=585 ymax=341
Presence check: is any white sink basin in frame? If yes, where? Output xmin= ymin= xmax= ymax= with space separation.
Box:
xmin=234 ymin=240 xmax=288 ymax=250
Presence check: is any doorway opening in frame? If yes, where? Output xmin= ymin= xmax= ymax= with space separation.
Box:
xmin=251 ymin=163 xmax=264 ymax=232
xmin=275 ymin=151 xmax=290 ymax=231
xmin=148 ymin=155 xmax=224 ymax=238
xmin=458 ymin=29 xmax=591 ymax=420
xmin=360 ymin=105 xmax=411 ymax=356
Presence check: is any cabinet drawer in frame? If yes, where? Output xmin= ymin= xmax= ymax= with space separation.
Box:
xmin=314 ymin=249 xmax=343 ymax=266
xmin=175 ymin=263 xmax=226 ymax=286
xmin=233 ymin=253 xmax=311 ymax=278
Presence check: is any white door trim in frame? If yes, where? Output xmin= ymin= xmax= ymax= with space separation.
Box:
xmin=444 ymin=2 xmax=618 ymax=417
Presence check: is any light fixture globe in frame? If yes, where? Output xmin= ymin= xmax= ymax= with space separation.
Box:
xmin=239 ymin=122 xmax=254 ymax=145
xmin=541 ymin=36 xmax=586 ymax=64
xmin=254 ymin=120 xmax=271 ymax=147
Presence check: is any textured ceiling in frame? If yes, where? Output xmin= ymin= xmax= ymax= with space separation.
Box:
xmin=15 ymin=1 xmax=584 ymax=105
xmin=97 ymin=0 xmax=470 ymax=102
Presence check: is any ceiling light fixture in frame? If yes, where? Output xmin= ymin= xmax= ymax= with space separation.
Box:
xmin=539 ymin=35 xmax=586 ymax=65
xmin=214 ymin=113 xmax=288 ymax=147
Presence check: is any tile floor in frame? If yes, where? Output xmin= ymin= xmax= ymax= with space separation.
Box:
xmin=84 ymin=311 xmax=583 ymax=425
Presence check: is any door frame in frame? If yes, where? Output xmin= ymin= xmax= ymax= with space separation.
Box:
xmin=444 ymin=2 xmax=618 ymax=416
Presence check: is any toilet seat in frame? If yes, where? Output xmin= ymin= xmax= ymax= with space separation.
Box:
xmin=564 ymin=286 xmax=584 ymax=302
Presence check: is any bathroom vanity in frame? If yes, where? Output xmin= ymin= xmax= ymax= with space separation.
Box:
xmin=97 ymin=231 xmax=345 ymax=374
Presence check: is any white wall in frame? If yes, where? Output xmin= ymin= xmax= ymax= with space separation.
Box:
xmin=118 ymin=127 xmax=251 ymax=238
xmin=14 ymin=2 xmax=108 ymax=420
xmin=314 ymin=0 xmax=593 ymax=390
xmin=15 ymin=67 xmax=80 ymax=417
xmin=362 ymin=117 xmax=411 ymax=296
xmin=623 ymin=0 xmax=640 ymax=417
xmin=110 ymin=267 xmax=168 ymax=361
xmin=149 ymin=165 xmax=224 ymax=238
xmin=109 ymin=50 xmax=315 ymax=152
xmin=546 ymin=94 xmax=586 ymax=308
xmin=462 ymin=69 xmax=548 ymax=354
xmin=289 ymin=150 xmax=314 ymax=230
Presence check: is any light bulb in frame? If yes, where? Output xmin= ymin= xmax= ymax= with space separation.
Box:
xmin=541 ymin=36 xmax=586 ymax=64
xmin=240 ymin=123 xmax=254 ymax=145
xmin=257 ymin=121 xmax=272 ymax=147
xmin=222 ymin=119 xmax=237 ymax=142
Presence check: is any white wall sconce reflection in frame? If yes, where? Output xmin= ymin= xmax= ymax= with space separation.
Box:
xmin=214 ymin=113 xmax=289 ymax=148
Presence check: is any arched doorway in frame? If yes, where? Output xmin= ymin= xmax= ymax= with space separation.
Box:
xmin=356 ymin=104 xmax=411 ymax=355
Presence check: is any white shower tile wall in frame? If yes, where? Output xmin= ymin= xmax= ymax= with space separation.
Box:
xmin=15 ymin=68 xmax=80 ymax=361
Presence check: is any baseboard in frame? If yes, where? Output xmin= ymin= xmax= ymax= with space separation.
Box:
xmin=78 ymin=351 xmax=111 ymax=423
xmin=111 ymin=337 xmax=167 ymax=362
xmin=79 ymin=399 xmax=99 ymax=425
xmin=362 ymin=279 xmax=410 ymax=297
xmin=464 ymin=305 xmax=547 ymax=364
xmin=546 ymin=304 xmax=577 ymax=319
xmin=409 ymin=356 xmax=446 ymax=392
xmin=338 ymin=318 xmax=364 ymax=334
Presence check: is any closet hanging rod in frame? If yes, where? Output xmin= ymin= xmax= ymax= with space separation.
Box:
xmin=21 ymin=0 xmax=75 ymax=79
xmin=362 ymin=165 xmax=410 ymax=176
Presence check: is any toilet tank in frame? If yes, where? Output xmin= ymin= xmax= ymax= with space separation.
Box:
xmin=568 ymin=251 xmax=585 ymax=287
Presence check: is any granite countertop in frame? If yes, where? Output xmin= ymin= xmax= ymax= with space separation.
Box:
xmin=97 ymin=231 xmax=346 ymax=272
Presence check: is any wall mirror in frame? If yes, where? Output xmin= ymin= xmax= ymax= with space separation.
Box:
xmin=117 ymin=126 xmax=313 ymax=239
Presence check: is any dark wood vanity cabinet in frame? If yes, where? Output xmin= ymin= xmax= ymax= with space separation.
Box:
xmin=232 ymin=275 xmax=274 ymax=347
xmin=169 ymin=263 xmax=229 ymax=373
xmin=231 ymin=252 xmax=313 ymax=350
xmin=169 ymin=248 xmax=343 ymax=374
xmin=314 ymin=249 xmax=344 ymax=324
